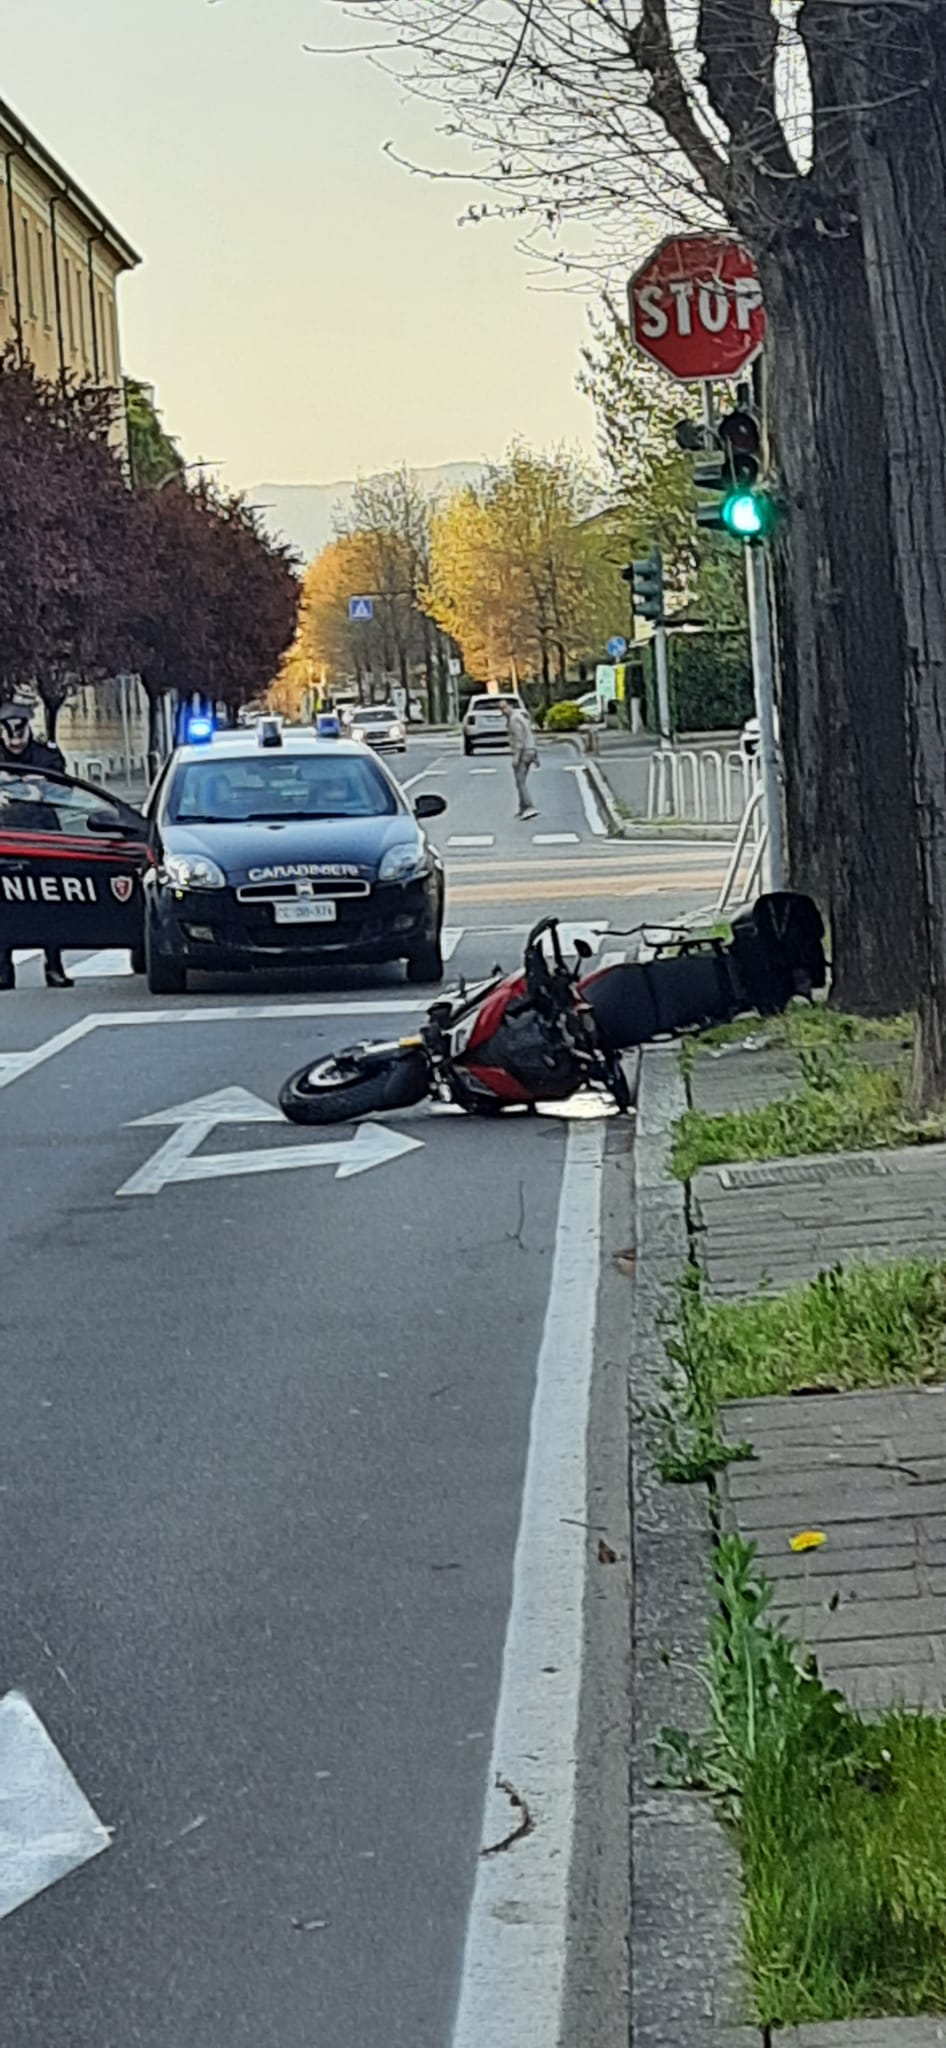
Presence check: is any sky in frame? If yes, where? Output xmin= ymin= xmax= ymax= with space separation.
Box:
xmin=2 ymin=0 xmax=598 ymax=490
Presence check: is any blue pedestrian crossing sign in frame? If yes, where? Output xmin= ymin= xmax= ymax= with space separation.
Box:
xmin=349 ymin=596 xmax=374 ymax=622
xmin=607 ymin=634 xmax=628 ymax=660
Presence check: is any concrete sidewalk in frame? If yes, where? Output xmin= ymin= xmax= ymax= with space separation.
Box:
xmin=629 ymin=1035 xmax=946 ymax=2046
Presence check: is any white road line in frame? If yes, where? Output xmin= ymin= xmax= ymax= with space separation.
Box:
xmin=469 ymin=767 xmax=497 ymax=775
xmin=442 ymin=927 xmax=464 ymax=960
xmin=450 ymin=1120 xmax=605 ymax=2048
xmin=0 ymin=1692 xmax=112 ymax=1922
xmin=401 ymin=757 xmax=447 ymax=791
xmin=71 ymin=949 xmax=134 ymax=980
xmin=598 ymin=949 xmax=628 ymax=969
xmin=555 ymin=921 xmax=609 ymax=955
xmin=0 ymin=1017 xmax=100 ymax=1089
xmin=532 ymin=832 xmax=580 ymax=846
xmin=448 ymin=835 xmax=495 ymax=849
xmin=576 ymin=766 xmax=608 ymax=838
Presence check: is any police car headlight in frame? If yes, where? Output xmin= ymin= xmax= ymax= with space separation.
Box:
xmin=379 ymin=843 xmax=427 ymax=883
xmin=162 ymin=853 xmax=227 ymax=891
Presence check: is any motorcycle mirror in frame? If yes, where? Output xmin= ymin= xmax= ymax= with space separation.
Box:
xmin=574 ymin=938 xmax=593 ymax=960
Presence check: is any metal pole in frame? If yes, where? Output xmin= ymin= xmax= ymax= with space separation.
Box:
xmin=701 ymin=379 xmax=716 ymax=442
xmin=119 ymin=675 xmax=133 ymax=788
xmin=744 ymin=540 xmax=784 ymax=889
xmin=654 ymin=624 xmax=671 ymax=745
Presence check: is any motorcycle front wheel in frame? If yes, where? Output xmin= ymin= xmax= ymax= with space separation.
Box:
xmin=279 ymin=1045 xmax=430 ymax=1126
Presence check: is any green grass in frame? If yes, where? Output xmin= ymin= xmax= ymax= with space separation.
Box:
xmin=686 ymin=998 xmax=912 ymax=1058
xmin=678 ymin=1258 xmax=946 ymax=1400
xmin=662 ymin=1536 xmax=946 ymax=2027
xmin=671 ymin=1031 xmax=944 ymax=1180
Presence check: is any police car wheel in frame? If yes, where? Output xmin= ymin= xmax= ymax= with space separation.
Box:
xmin=406 ymin=940 xmax=444 ymax=985
xmin=145 ymin=921 xmax=187 ymax=995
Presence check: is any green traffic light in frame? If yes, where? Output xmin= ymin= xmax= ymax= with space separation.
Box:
xmin=723 ymin=490 xmax=765 ymax=538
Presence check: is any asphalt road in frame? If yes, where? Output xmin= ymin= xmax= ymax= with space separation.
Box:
xmin=0 ymin=737 xmax=727 ymax=2047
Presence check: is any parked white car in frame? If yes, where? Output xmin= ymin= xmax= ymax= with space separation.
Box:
xmin=462 ymin=692 xmax=527 ymax=755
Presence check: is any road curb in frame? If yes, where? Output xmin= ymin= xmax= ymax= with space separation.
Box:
xmin=629 ymin=1048 xmax=750 ymax=2047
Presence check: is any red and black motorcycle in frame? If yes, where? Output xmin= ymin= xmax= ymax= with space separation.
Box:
xmin=278 ymin=893 xmax=826 ymax=1127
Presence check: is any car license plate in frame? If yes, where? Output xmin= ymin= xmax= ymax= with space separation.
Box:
xmin=482 ymin=716 xmax=503 ymax=729
xmin=274 ymin=900 xmax=337 ymax=924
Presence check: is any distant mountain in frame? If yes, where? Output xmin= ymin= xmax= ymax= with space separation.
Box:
xmin=247 ymin=461 xmax=488 ymax=563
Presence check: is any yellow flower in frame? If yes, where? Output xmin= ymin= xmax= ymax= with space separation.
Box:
xmin=789 ymin=1530 xmax=827 ymax=1554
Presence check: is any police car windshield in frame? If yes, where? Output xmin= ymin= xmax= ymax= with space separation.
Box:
xmin=168 ymin=753 xmax=399 ymax=825
xmin=352 ymin=707 xmax=396 ymax=722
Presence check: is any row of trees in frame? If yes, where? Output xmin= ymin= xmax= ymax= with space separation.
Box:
xmin=0 ymin=351 xmax=299 ymax=747
xmin=335 ymin=0 xmax=946 ymax=1093
xmin=279 ymin=431 xmax=745 ymax=716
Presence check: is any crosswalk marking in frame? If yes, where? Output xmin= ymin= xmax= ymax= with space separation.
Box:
xmin=598 ymin=949 xmax=628 ymax=970
xmin=532 ymin=833 xmax=580 ymax=846
xmin=448 ymin=835 xmax=495 ymax=849
xmin=442 ymin=927 xmax=464 ymax=961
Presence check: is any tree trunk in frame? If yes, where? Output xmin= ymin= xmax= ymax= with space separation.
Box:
xmin=758 ymin=229 xmax=921 ymax=1014
xmin=540 ymin=641 xmax=551 ymax=709
xmin=841 ymin=8 xmax=946 ymax=1097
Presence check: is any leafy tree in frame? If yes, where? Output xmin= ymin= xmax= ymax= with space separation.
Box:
xmin=0 ymin=350 xmax=136 ymax=738
xmin=339 ymin=466 xmax=453 ymax=715
xmin=124 ymin=380 xmax=185 ymax=491
xmin=125 ymin=480 xmax=299 ymax=751
xmin=332 ymin=0 xmax=932 ymax=1040
xmin=427 ymin=483 xmax=533 ymax=685
xmin=426 ymin=446 xmax=604 ymax=700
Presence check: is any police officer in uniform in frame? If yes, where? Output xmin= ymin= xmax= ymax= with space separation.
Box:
xmin=0 ymin=704 xmax=74 ymax=989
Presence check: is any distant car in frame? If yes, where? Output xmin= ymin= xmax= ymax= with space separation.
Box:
xmin=573 ymin=691 xmax=607 ymax=723
xmin=349 ymin=705 xmax=407 ymax=753
xmin=462 ymin=692 xmax=527 ymax=755
xmin=139 ymin=720 xmax=447 ymax=993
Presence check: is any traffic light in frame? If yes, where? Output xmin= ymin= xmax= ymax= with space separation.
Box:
xmin=693 ymin=404 xmax=776 ymax=541
xmin=621 ymin=549 xmax=664 ymax=623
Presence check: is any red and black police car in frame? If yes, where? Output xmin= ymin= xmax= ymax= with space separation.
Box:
xmin=0 ymin=717 xmax=447 ymax=993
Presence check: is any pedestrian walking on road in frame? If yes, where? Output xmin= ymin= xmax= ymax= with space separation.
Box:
xmin=501 ymin=698 xmax=539 ymax=820
xmin=0 ymin=704 xmax=74 ymax=991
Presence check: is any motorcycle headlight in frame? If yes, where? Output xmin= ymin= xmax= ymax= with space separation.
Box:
xmin=379 ymin=843 xmax=427 ymax=883
xmin=162 ymin=852 xmax=227 ymax=891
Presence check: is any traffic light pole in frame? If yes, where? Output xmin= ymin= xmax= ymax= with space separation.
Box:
xmin=744 ymin=539 xmax=784 ymax=890
xmin=654 ymin=625 xmax=671 ymax=745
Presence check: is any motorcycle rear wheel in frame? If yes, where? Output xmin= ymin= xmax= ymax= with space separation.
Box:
xmin=279 ymin=1046 xmax=430 ymax=1126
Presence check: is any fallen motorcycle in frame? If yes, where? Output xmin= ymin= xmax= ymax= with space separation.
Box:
xmin=278 ymin=891 xmax=826 ymax=1127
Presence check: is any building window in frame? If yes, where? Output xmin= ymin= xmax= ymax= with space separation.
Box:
xmin=74 ymin=264 xmax=86 ymax=361
xmin=63 ymin=255 xmax=76 ymax=352
xmin=36 ymin=228 xmax=50 ymax=328
xmin=21 ymin=216 xmax=35 ymax=319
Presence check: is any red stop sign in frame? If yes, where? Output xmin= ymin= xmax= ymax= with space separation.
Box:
xmin=629 ymin=234 xmax=765 ymax=383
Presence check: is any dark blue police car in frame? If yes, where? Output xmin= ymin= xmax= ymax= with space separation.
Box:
xmin=141 ymin=719 xmax=447 ymax=993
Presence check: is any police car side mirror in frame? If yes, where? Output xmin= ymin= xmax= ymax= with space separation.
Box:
xmin=87 ymin=808 xmax=142 ymax=839
xmin=414 ymin=793 xmax=446 ymax=820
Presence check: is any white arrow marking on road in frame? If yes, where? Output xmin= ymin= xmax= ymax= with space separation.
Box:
xmin=0 ymin=1691 xmax=111 ymax=1922
xmin=169 ymin=1120 xmax=423 ymax=1186
xmin=118 ymin=1086 xmax=423 ymax=1196
xmin=118 ymin=1088 xmax=287 ymax=1196
xmin=132 ymin=1086 xmax=284 ymax=1128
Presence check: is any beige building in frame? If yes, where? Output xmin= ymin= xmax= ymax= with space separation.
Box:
xmin=0 ymin=96 xmax=139 ymax=430
xmin=0 ymin=99 xmax=147 ymax=772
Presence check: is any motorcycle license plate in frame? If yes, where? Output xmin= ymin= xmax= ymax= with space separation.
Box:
xmin=274 ymin=900 xmax=337 ymax=924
